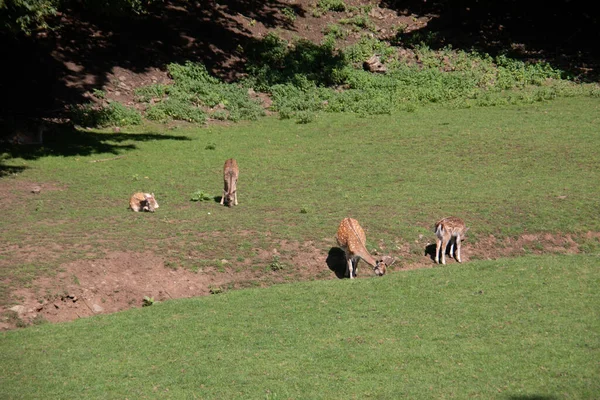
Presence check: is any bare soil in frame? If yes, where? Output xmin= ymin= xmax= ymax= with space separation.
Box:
xmin=2 ymin=195 xmax=596 ymax=331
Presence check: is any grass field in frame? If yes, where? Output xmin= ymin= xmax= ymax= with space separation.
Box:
xmin=1 ymin=95 xmax=600 ymax=398
xmin=1 ymin=254 xmax=598 ymax=399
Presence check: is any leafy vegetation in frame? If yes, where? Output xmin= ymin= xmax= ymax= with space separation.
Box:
xmin=113 ymin=31 xmax=598 ymax=126
xmin=137 ymin=62 xmax=264 ymax=123
xmin=1 ymin=255 xmax=598 ymax=398
xmin=70 ymin=102 xmax=142 ymax=127
xmin=0 ymin=0 xmax=159 ymax=35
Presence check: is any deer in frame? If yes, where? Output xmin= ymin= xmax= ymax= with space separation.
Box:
xmin=220 ymin=158 xmax=239 ymax=207
xmin=434 ymin=216 xmax=468 ymax=265
xmin=335 ymin=218 xmax=394 ymax=279
xmin=129 ymin=192 xmax=159 ymax=212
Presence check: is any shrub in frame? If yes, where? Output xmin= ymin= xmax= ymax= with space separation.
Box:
xmin=70 ymin=102 xmax=142 ymax=127
xmin=316 ymin=0 xmax=346 ymax=12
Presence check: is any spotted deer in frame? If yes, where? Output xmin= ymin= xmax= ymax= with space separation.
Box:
xmin=129 ymin=192 xmax=159 ymax=212
xmin=335 ymin=218 xmax=393 ymax=279
xmin=220 ymin=158 xmax=239 ymax=207
xmin=434 ymin=216 xmax=468 ymax=264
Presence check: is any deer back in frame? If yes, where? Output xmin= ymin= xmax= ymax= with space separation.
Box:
xmin=223 ymin=158 xmax=239 ymax=192
xmin=336 ymin=218 xmax=378 ymax=267
xmin=435 ymin=216 xmax=466 ymax=238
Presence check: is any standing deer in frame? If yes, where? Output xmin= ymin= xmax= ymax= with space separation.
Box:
xmin=335 ymin=218 xmax=393 ymax=279
xmin=220 ymin=158 xmax=239 ymax=207
xmin=129 ymin=192 xmax=159 ymax=212
xmin=434 ymin=216 xmax=468 ymax=264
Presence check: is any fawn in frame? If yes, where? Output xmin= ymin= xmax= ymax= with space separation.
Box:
xmin=434 ymin=216 xmax=468 ymax=264
xmin=220 ymin=158 xmax=239 ymax=207
xmin=335 ymin=218 xmax=392 ymax=279
xmin=129 ymin=192 xmax=159 ymax=212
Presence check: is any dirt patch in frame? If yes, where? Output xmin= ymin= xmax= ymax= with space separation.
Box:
xmin=3 ymin=231 xmax=597 ymax=330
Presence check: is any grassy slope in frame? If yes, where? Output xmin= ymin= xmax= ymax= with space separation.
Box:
xmin=1 ymin=254 xmax=598 ymax=399
xmin=2 ymin=97 xmax=599 ymax=274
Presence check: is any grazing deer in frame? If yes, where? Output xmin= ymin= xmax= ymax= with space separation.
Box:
xmin=220 ymin=158 xmax=239 ymax=207
xmin=129 ymin=192 xmax=159 ymax=212
xmin=434 ymin=216 xmax=468 ymax=264
xmin=335 ymin=218 xmax=393 ymax=279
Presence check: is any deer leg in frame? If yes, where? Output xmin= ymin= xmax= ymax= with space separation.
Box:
xmin=449 ymin=237 xmax=455 ymax=260
xmin=455 ymin=235 xmax=462 ymax=263
xmin=346 ymin=257 xmax=354 ymax=279
xmin=435 ymin=237 xmax=442 ymax=264
xmin=440 ymin=238 xmax=448 ymax=265
xmin=220 ymin=188 xmax=225 ymax=205
xmin=234 ymin=189 xmax=238 ymax=206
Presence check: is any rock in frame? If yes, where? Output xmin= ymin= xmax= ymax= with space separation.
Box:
xmin=92 ymin=304 xmax=104 ymax=313
xmin=31 ymin=186 xmax=41 ymax=194
xmin=9 ymin=305 xmax=25 ymax=315
xmin=363 ymin=55 xmax=387 ymax=73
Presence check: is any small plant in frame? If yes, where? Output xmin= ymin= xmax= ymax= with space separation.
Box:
xmin=323 ymin=23 xmax=348 ymax=40
xmin=190 ymin=190 xmax=213 ymax=202
xmin=270 ymin=255 xmax=285 ymax=271
xmin=339 ymin=15 xmax=376 ymax=32
xmin=317 ymin=0 xmax=346 ymax=13
xmin=209 ymin=286 xmax=223 ymax=295
xmin=142 ymin=296 xmax=155 ymax=307
xmin=92 ymin=88 xmax=106 ymax=99
xmin=281 ymin=7 xmax=296 ymax=22
xmin=205 ymin=143 xmax=217 ymax=150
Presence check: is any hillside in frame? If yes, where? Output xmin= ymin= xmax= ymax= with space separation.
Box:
xmin=1 ymin=0 xmax=598 ymax=122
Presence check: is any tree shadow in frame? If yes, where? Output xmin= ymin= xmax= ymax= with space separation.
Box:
xmin=0 ymin=120 xmax=191 ymax=162
xmin=326 ymin=247 xmax=347 ymax=279
xmin=382 ymin=0 xmax=599 ymax=81
xmin=0 ymin=0 xmax=302 ymax=123
xmin=0 ymin=165 xmax=28 ymax=178
xmin=506 ymin=396 xmax=557 ymax=400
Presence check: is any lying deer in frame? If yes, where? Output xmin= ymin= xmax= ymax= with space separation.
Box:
xmin=335 ymin=217 xmax=393 ymax=279
xmin=129 ymin=192 xmax=159 ymax=212
xmin=220 ymin=158 xmax=239 ymax=207
xmin=434 ymin=216 xmax=468 ymax=264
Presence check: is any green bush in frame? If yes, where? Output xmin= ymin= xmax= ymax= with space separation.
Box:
xmin=145 ymin=98 xmax=206 ymax=123
xmin=0 ymin=0 xmax=57 ymax=35
xmin=137 ymin=62 xmax=264 ymax=123
xmin=70 ymin=102 xmax=142 ymax=127
xmin=317 ymin=0 xmax=346 ymax=12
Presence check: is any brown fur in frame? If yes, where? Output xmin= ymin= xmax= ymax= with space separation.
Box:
xmin=129 ymin=192 xmax=159 ymax=212
xmin=434 ymin=216 xmax=468 ymax=264
xmin=220 ymin=158 xmax=239 ymax=207
xmin=335 ymin=218 xmax=390 ymax=278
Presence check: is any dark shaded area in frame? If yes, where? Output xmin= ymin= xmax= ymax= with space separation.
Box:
xmin=0 ymin=120 xmax=190 ymax=161
xmin=424 ymin=243 xmax=437 ymax=261
xmin=326 ymin=247 xmax=347 ymax=279
xmin=0 ymin=165 xmax=27 ymax=178
xmin=506 ymin=396 xmax=558 ymax=400
xmin=382 ymin=0 xmax=599 ymax=81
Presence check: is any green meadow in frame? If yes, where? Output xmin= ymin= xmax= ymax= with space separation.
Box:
xmin=1 ymin=255 xmax=598 ymax=398
xmin=1 ymin=96 xmax=600 ymax=398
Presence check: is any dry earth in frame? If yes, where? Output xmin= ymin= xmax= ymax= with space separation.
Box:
xmin=2 ymin=181 xmax=595 ymax=330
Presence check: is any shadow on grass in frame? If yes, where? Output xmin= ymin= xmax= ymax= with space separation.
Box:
xmin=326 ymin=247 xmax=347 ymax=279
xmin=0 ymin=121 xmax=191 ymax=162
xmin=0 ymin=165 xmax=28 ymax=178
